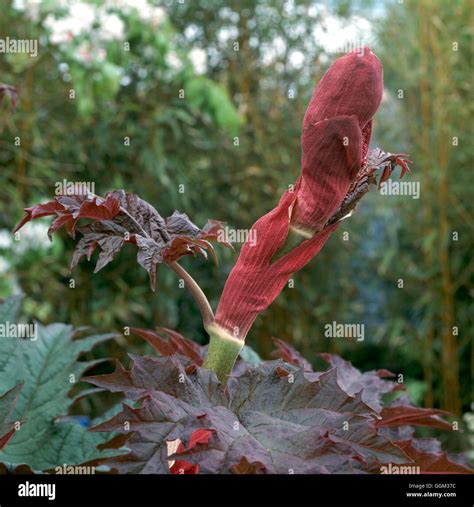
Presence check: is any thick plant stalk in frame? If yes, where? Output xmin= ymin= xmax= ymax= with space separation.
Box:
xmin=202 ymin=323 xmax=244 ymax=383
xmin=168 ymin=262 xmax=242 ymax=384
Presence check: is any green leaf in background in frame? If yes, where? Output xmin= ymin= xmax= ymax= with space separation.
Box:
xmin=0 ymin=297 xmax=120 ymax=470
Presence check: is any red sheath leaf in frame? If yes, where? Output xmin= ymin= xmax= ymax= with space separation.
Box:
xmin=213 ymin=47 xmax=413 ymax=341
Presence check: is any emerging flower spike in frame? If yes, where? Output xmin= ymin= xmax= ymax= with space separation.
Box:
xmin=205 ymin=47 xmax=412 ymax=381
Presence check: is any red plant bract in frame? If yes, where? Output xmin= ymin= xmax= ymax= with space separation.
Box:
xmin=213 ymin=47 xmax=387 ymax=341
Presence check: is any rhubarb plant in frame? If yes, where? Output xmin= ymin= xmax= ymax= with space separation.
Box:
xmin=5 ymin=47 xmax=472 ymax=474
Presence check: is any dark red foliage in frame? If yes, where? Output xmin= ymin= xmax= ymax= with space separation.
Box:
xmin=170 ymin=429 xmax=214 ymax=474
xmin=14 ymin=190 xmax=229 ymax=290
xmin=131 ymin=327 xmax=204 ymax=365
xmin=84 ymin=336 xmax=472 ymax=475
xmin=271 ymin=338 xmax=312 ymax=371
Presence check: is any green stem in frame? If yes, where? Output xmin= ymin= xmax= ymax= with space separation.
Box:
xmin=203 ymin=325 xmax=244 ymax=384
xmin=167 ymin=263 xmax=241 ymax=383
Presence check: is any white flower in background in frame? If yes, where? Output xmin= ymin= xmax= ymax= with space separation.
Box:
xmin=99 ymin=12 xmax=125 ymax=41
xmin=166 ymin=51 xmax=183 ymax=71
xmin=189 ymin=48 xmax=207 ymax=75
xmin=73 ymin=42 xmax=90 ymax=62
xmin=104 ymin=0 xmax=166 ymax=26
xmin=44 ymin=15 xmax=75 ymax=45
xmin=120 ymin=75 xmax=132 ymax=86
xmin=43 ymin=2 xmax=97 ymax=46
xmin=289 ymin=50 xmax=305 ymax=69
xmin=217 ymin=26 xmax=238 ymax=45
xmin=38 ymin=0 xmax=167 ymax=48
xmin=12 ymin=0 xmax=42 ymax=22
xmin=464 ymin=413 xmax=474 ymax=432
xmin=149 ymin=6 xmax=166 ymax=27
xmin=0 ymin=230 xmax=13 ymax=249
xmin=75 ymin=42 xmax=107 ymax=63
xmin=13 ymin=222 xmax=52 ymax=255
xmin=69 ymin=2 xmax=96 ymax=30
xmin=313 ymin=15 xmax=374 ymax=54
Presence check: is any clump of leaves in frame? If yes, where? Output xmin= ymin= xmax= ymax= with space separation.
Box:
xmin=84 ymin=330 xmax=472 ymax=475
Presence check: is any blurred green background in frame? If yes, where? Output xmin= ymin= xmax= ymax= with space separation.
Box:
xmin=0 ymin=0 xmax=472 ymax=446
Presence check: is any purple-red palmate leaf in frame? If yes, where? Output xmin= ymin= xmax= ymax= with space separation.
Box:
xmin=395 ymin=440 xmax=473 ymax=474
xmin=83 ymin=334 xmax=472 ymax=475
xmin=131 ymin=327 xmax=204 ymax=366
xmin=376 ymin=397 xmax=453 ymax=432
xmin=14 ymin=190 xmax=230 ymax=290
xmin=85 ymin=352 xmax=410 ymax=474
xmin=319 ymin=353 xmax=404 ymax=413
xmin=271 ymin=338 xmax=313 ymax=372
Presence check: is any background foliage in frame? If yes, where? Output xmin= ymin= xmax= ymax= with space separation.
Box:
xmin=0 ymin=0 xmax=472 ymax=458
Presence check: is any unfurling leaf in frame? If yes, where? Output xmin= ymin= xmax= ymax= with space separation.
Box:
xmin=14 ymin=190 xmax=230 ymax=290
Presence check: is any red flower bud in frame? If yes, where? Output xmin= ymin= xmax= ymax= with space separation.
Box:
xmin=292 ymin=114 xmax=361 ymax=233
xmin=303 ymin=46 xmax=383 ymax=131
xmin=213 ymin=47 xmax=384 ymax=342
